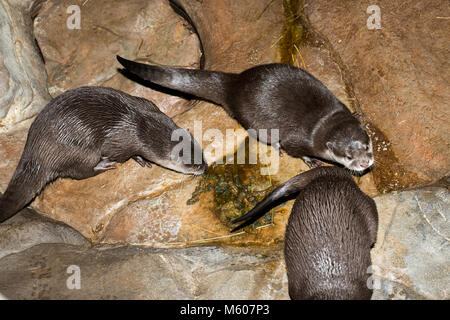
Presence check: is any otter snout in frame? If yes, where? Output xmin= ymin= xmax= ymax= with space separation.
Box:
xmin=359 ymin=159 xmax=370 ymax=169
xmin=193 ymin=161 xmax=208 ymax=176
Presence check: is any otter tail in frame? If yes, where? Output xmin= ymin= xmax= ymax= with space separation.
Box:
xmin=0 ymin=160 xmax=52 ymax=223
xmin=231 ymin=166 xmax=350 ymax=232
xmin=117 ymin=55 xmax=234 ymax=106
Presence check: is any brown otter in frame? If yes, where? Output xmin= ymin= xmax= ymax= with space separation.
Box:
xmin=231 ymin=166 xmax=378 ymax=300
xmin=0 ymin=86 xmax=207 ymax=223
xmin=117 ymin=56 xmax=374 ymax=172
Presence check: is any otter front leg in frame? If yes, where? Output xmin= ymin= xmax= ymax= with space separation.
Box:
xmin=301 ymin=156 xmax=323 ymax=169
xmin=132 ymin=155 xmax=152 ymax=168
xmin=94 ymin=157 xmax=118 ymax=172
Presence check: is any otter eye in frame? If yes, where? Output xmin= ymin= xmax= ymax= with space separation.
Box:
xmin=346 ymin=155 xmax=353 ymax=161
xmin=365 ymin=145 xmax=369 ymax=151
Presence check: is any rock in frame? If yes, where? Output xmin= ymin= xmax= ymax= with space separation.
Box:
xmin=0 ymin=243 xmax=289 ymax=299
xmin=34 ymin=0 xmax=201 ymax=117
xmin=0 ymin=207 xmax=89 ymax=260
xmin=28 ymin=101 xmax=306 ymax=246
xmin=170 ymin=0 xmax=379 ymax=194
xmin=172 ymin=0 xmax=284 ymax=71
xmin=0 ymin=130 xmax=27 ymax=191
xmin=0 ymin=185 xmax=447 ymax=300
xmin=27 ymin=102 xmax=238 ymax=243
xmin=304 ymin=0 xmax=450 ymax=188
xmin=100 ymin=122 xmax=307 ymax=247
xmin=371 ymin=187 xmax=449 ymax=299
xmin=1 ymin=1 xmax=378 ymax=246
xmin=0 ymin=0 xmax=51 ymax=133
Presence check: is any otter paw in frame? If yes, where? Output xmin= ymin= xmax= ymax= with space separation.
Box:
xmin=302 ymin=157 xmax=323 ymax=169
xmin=94 ymin=157 xmax=118 ymax=172
xmin=133 ymin=156 xmax=152 ymax=168
xmin=274 ymin=143 xmax=285 ymax=157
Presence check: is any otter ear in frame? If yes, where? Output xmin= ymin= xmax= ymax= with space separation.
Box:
xmin=326 ymin=142 xmax=333 ymax=151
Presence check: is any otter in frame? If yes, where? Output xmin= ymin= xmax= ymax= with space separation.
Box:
xmin=0 ymin=86 xmax=207 ymax=223
xmin=231 ymin=166 xmax=378 ymax=300
xmin=117 ymin=56 xmax=374 ymax=172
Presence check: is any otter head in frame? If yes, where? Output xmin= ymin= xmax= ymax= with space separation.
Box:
xmin=323 ymin=119 xmax=374 ymax=172
xmin=166 ymin=127 xmax=208 ymax=175
xmin=141 ymin=115 xmax=207 ymax=175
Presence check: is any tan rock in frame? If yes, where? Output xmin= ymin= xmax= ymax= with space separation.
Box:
xmin=304 ymin=0 xmax=450 ymax=188
xmin=174 ymin=0 xmax=285 ymax=71
xmin=0 ymin=130 xmax=27 ymax=191
xmin=34 ymin=0 xmax=201 ymax=117
xmin=29 ymin=101 xmax=305 ymax=246
xmin=1 ymin=1 xmax=379 ymax=246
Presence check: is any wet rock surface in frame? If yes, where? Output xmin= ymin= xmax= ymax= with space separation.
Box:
xmin=372 ymin=186 xmax=449 ymax=300
xmin=0 ymin=0 xmax=448 ymax=300
xmin=304 ymin=0 xmax=450 ymax=189
xmin=0 ymin=130 xmax=27 ymax=192
xmin=7 ymin=0 xmax=376 ymax=247
xmin=34 ymin=0 xmax=201 ymax=117
xmin=0 ymin=244 xmax=288 ymax=300
xmin=0 ymin=187 xmax=448 ymax=300
xmin=0 ymin=207 xmax=89 ymax=260
xmin=172 ymin=0 xmax=284 ymax=71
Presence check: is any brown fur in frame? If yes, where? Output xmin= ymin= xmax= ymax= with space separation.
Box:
xmin=117 ymin=57 xmax=374 ymax=172
xmin=0 ymin=86 xmax=207 ymax=222
xmin=232 ymin=167 xmax=378 ymax=300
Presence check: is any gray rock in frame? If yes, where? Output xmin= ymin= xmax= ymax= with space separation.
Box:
xmin=0 ymin=208 xmax=89 ymax=260
xmin=0 ymin=244 xmax=289 ymax=300
xmin=372 ymin=187 xmax=449 ymax=299
xmin=0 ymin=0 xmax=50 ymax=133
xmin=1 ymin=187 xmax=448 ymax=300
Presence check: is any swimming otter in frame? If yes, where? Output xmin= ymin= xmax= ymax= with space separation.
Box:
xmin=231 ymin=166 xmax=378 ymax=300
xmin=117 ymin=57 xmax=374 ymax=172
xmin=0 ymin=86 xmax=207 ymax=223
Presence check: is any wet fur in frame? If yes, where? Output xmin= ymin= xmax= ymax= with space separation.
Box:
xmin=117 ymin=57 xmax=373 ymax=169
xmin=0 ymin=86 xmax=206 ymax=223
xmin=232 ymin=167 xmax=378 ymax=300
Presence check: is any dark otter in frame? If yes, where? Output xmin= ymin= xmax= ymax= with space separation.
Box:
xmin=231 ymin=166 xmax=378 ymax=300
xmin=0 ymin=86 xmax=207 ymax=223
xmin=117 ymin=56 xmax=374 ymax=172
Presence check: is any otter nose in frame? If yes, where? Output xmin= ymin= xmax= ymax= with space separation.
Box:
xmin=360 ymin=160 xmax=370 ymax=168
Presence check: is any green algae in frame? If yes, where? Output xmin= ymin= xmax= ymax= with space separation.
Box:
xmin=279 ymin=0 xmax=309 ymax=66
xmin=187 ymin=138 xmax=280 ymax=229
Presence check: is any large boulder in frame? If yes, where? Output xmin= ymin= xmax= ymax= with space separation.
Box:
xmin=0 ymin=207 xmax=88 ymax=260
xmin=372 ymin=186 xmax=449 ymax=299
xmin=0 ymin=0 xmax=50 ymax=133
xmin=0 ymin=243 xmax=289 ymax=300
xmin=1 ymin=0 xmax=377 ymax=246
xmin=30 ymin=102 xmax=308 ymax=246
xmin=0 ymin=186 xmax=447 ymax=300
xmin=304 ymin=0 xmax=450 ymax=189
xmin=34 ymin=0 xmax=201 ymax=117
